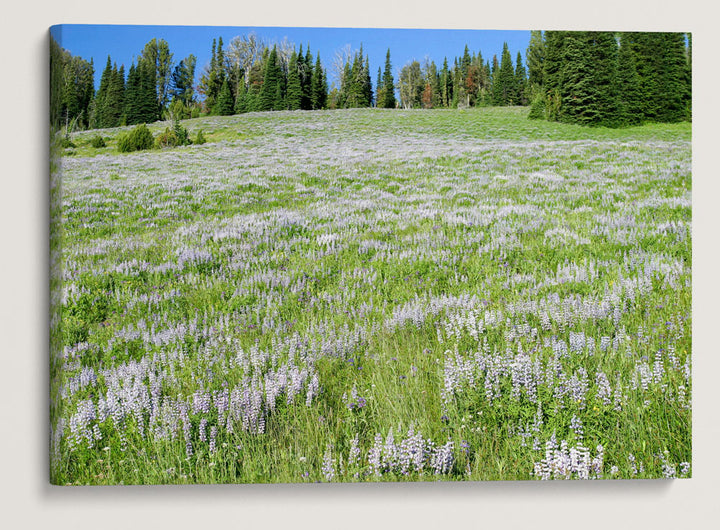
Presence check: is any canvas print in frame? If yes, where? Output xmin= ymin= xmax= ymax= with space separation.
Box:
xmin=49 ymin=25 xmax=692 ymax=485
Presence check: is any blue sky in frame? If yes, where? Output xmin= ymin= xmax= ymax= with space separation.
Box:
xmin=51 ymin=24 xmax=531 ymax=92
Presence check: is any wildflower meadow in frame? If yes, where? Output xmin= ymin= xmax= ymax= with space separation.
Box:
xmin=50 ymin=106 xmax=691 ymax=484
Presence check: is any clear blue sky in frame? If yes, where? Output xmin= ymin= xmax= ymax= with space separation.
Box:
xmin=51 ymin=24 xmax=531 ymax=92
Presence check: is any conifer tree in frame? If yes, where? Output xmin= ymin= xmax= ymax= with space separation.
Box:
xmin=375 ymin=67 xmax=383 ymax=108
xmin=286 ymin=50 xmax=302 ymax=110
xmin=124 ymin=63 xmax=141 ymax=125
xmin=380 ymin=49 xmax=396 ymax=109
xmin=300 ymin=45 xmax=313 ymax=110
xmin=138 ymin=59 xmax=160 ymax=123
xmin=363 ymin=56 xmax=373 ymax=107
xmin=439 ymin=58 xmax=451 ymax=108
xmin=234 ymin=81 xmax=248 ymax=114
xmin=656 ymin=32 xmax=691 ymax=122
xmin=526 ymin=30 xmax=545 ymax=89
xmin=95 ymin=57 xmax=113 ymax=128
xmin=260 ymin=46 xmax=281 ymax=111
xmin=493 ymin=43 xmax=516 ymax=105
xmin=311 ymin=54 xmax=327 ymax=110
xmin=171 ymin=55 xmax=197 ymax=107
xmin=215 ymin=79 xmax=235 ymax=115
xmin=514 ymin=52 xmax=528 ymax=105
xmin=140 ymin=38 xmax=174 ymax=113
xmin=616 ymin=33 xmax=643 ymax=126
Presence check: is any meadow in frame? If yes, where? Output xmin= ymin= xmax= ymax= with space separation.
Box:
xmin=50 ymin=106 xmax=691 ymax=484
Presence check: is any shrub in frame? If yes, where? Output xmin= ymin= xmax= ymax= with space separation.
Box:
xmin=60 ymin=137 xmax=76 ymax=149
xmin=528 ymin=92 xmax=546 ymax=120
xmin=117 ymin=124 xmax=154 ymax=153
xmin=155 ymin=127 xmax=179 ymax=149
xmin=173 ymin=119 xmax=191 ymax=146
xmin=194 ymin=129 xmax=207 ymax=145
xmin=90 ymin=135 xmax=106 ymax=148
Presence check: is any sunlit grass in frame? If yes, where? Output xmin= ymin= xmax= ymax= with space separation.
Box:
xmin=51 ymin=106 xmax=691 ymax=484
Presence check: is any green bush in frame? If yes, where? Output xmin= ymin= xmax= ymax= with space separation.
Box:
xmin=60 ymin=137 xmax=76 ymax=149
xmin=90 ymin=135 xmax=106 ymax=148
xmin=194 ymin=129 xmax=207 ymax=145
xmin=117 ymin=124 xmax=155 ymax=153
xmin=173 ymin=119 xmax=191 ymax=146
xmin=155 ymin=127 xmax=180 ymax=149
xmin=528 ymin=93 xmax=546 ymax=120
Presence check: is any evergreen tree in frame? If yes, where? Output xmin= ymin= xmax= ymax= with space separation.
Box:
xmin=311 ymin=54 xmax=327 ymax=110
xmin=381 ymin=49 xmax=396 ymax=109
xmin=108 ymin=64 xmax=125 ymax=126
xmin=514 ymin=52 xmax=528 ymax=105
xmin=300 ymin=45 xmax=313 ymax=110
xmin=234 ymin=80 xmax=248 ymax=114
xmin=363 ymin=56 xmax=373 ymax=107
xmin=260 ymin=46 xmax=281 ymax=111
xmin=493 ymin=43 xmax=516 ymax=105
xmin=95 ymin=57 xmax=113 ymax=128
xmin=616 ymin=33 xmax=643 ymax=126
xmin=140 ymin=38 xmax=174 ymax=114
xmin=171 ymin=55 xmax=197 ymax=107
xmin=200 ymin=38 xmax=227 ymax=114
xmin=214 ymin=79 xmax=235 ymax=115
xmin=439 ymin=58 xmax=451 ymax=108
xmin=137 ymin=59 xmax=160 ymax=123
xmin=526 ymin=30 xmax=545 ymax=88
xmin=124 ymin=63 xmax=141 ymax=125
xmin=375 ymin=67 xmax=383 ymax=108
xmin=656 ymin=32 xmax=691 ymax=122
xmin=556 ymin=32 xmax=617 ymax=126
xmin=286 ymin=50 xmax=302 ymax=110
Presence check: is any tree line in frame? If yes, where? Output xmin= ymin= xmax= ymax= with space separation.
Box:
xmin=50 ymin=30 xmax=691 ymax=133
xmin=528 ymin=31 xmax=691 ymax=127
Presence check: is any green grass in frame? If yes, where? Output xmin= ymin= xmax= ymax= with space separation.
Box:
xmin=51 ymin=106 xmax=691 ymax=484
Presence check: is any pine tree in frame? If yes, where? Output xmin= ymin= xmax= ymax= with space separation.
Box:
xmin=95 ymin=57 xmax=113 ymax=128
xmin=555 ymin=32 xmax=617 ymax=127
xmin=234 ymin=81 xmax=248 ymax=114
xmin=616 ymin=33 xmax=643 ymax=126
xmin=375 ymin=67 xmax=383 ymax=108
xmin=300 ymin=45 xmax=313 ymax=110
xmin=140 ymin=38 xmax=174 ymax=114
xmin=439 ymin=58 xmax=451 ymax=108
xmin=171 ymin=55 xmax=197 ymax=107
xmin=286 ymin=50 xmax=302 ymax=110
xmin=124 ymin=63 xmax=141 ymax=125
xmin=138 ymin=59 xmax=160 ymax=123
xmin=380 ymin=49 xmax=396 ymax=109
xmin=200 ymin=38 xmax=227 ymax=114
xmin=214 ymin=79 xmax=235 ymax=115
xmin=260 ymin=46 xmax=281 ymax=111
xmin=493 ymin=43 xmax=516 ymax=105
xmin=363 ymin=56 xmax=373 ymax=107
xmin=311 ymin=54 xmax=327 ymax=110
xmin=514 ymin=52 xmax=528 ymax=105
xmin=656 ymin=32 xmax=691 ymax=122
xmin=526 ymin=31 xmax=545 ymax=89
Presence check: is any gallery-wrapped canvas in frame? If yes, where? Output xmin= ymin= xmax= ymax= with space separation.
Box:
xmin=49 ymin=25 xmax=692 ymax=485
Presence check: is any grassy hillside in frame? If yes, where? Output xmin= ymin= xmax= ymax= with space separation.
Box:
xmin=51 ymin=106 xmax=691 ymax=484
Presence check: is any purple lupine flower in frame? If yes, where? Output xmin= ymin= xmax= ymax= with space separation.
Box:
xmin=347 ymin=434 xmax=361 ymax=478
xmin=367 ymin=433 xmax=384 ymax=477
xmin=199 ymin=418 xmax=208 ymax=443
xmin=209 ymin=426 xmax=217 ymax=455
xmin=570 ymin=415 xmax=584 ymax=441
xmin=430 ymin=440 xmax=454 ymax=475
xmin=322 ymin=446 xmax=335 ymax=482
